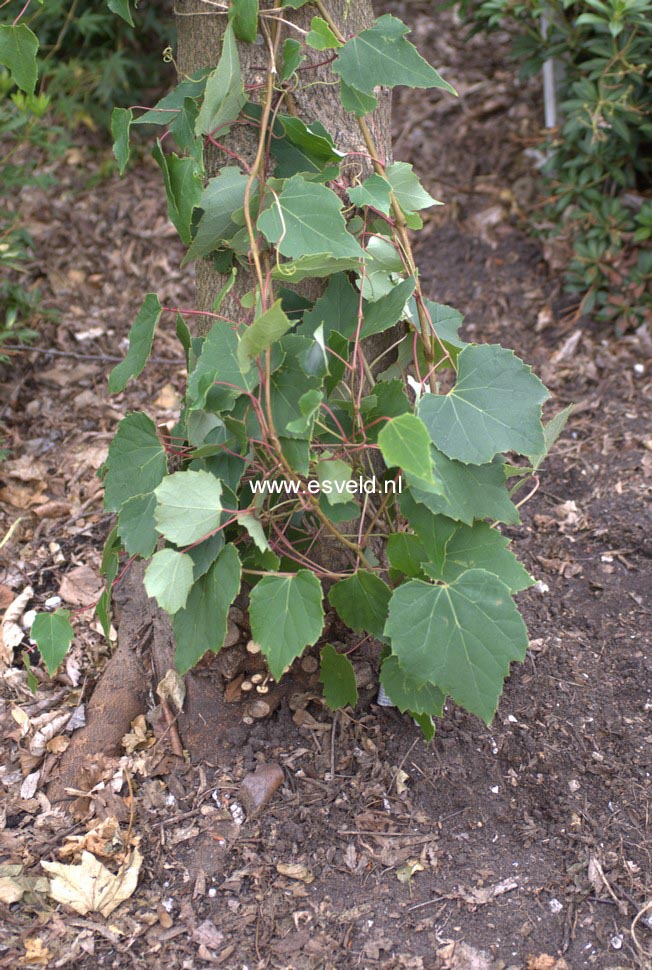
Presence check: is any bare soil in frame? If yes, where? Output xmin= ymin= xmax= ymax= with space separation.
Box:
xmin=1 ymin=3 xmax=650 ymax=968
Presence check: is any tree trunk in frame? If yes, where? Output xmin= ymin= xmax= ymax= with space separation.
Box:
xmin=49 ymin=4 xmax=397 ymax=798
xmin=175 ymin=1 xmax=395 ymax=573
xmin=175 ymin=0 xmax=392 ymax=331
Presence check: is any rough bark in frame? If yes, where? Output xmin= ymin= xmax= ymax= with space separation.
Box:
xmin=47 ymin=574 xmax=149 ymax=804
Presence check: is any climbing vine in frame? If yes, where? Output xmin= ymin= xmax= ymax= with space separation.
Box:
xmin=19 ymin=0 xmax=571 ymax=737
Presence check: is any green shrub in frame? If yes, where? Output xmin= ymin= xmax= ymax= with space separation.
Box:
xmin=458 ymin=0 xmax=652 ymax=331
xmin=0 ymin=81 xmax=64 ymax=358
xmin=25 ymin=0 xmax=175 ymax=127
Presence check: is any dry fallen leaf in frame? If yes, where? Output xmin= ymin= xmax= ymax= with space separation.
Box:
xmin=29 ymin=710 xmax=73 ymax=757
xmin=156 ymin=668 xmax=186 ymax=714
xmin=59 ymin=565 xmax=102 ymax=608
xmin=526 ymin=957 xmax=570 ymax=970
xmin=458 ymin=878 xmax=518 ymax=907
xmin=121 ymin=715 xmax=154 ymax=754
xmin=59 ymin=817 xmax=126 ymax=862
xmin=154 ymin=383 xmax=181 ymax=410
xmin=276 ymin=863 xmax=314 ymax=884
xmin=19 ymin=938 xmax=51 ymax=967
xmin=396 ymin=859 xmax=425 ymax=885
xmin=0 ymin=865 xmax=49 ymax=904
xmin=192 ymin=918 xmax=225 ymax=949
xmin=1 ymin=586 xmax=33 ymax=668
xmin=437 ymin=941 xmax=497 ymax=970
xmin=42 ymin=848 xmax=142 ymax=917
xmin=395 ymin=768 xmax=410 ymax=795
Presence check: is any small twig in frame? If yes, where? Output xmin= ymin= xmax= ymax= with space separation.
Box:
xmin=2 ymin=344 xmax=185 ymax=366
xmin=631 ymin=899 xmax=652 ymax=961
xmin=160 ymin=698 xmax=185 ymax=759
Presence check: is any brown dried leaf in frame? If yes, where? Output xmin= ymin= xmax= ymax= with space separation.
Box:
xmin=276 ymin=863 xmax=314 ymax=884
xmin=59 ymin=565 xmax=102 ymax=607
xmin=42 ymin=848 xmax=142 ymax=916
xmin=19 ymin=938 xmax=51 ymax=967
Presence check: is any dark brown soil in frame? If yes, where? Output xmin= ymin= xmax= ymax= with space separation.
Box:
xmin=1 ymin=3 xmax=650 ymax=968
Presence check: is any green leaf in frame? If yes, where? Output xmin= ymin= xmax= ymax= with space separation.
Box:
xmin=187 ymin=320 xmax=257 ymax=411
xmin=348 ymin=174 xmax=393 ymax=214
xmin=272 ymin=254 xmax=362 ymax=282
xmin=361 ymin=276 xmax=416 ymax=338
xmin=378 ymin=413 xmax=433 ymax=481
xmin=328 ymin=571 xmax=391 ymax=638
xmin=108 ymin=293 xmax=162 ymax=394
xmin=237 ymin=512 xmax=268 ymax=552
xmin=103 ymin=413 xmax=167 ymax=513
xmin=116 ymin=492 xmax=158 ymax=557
xmin=144 ymin=549 xmax=195 ymax=614
xmin=407 ymin=448 xmax=520 ymax=526
xmin=110 ymin=107 xmax=132 ymax=175
xmin=170 ymin=98 xmax=203 ymax=160
xmin=385 ymin=570 xmax=528 ymax=724
xmin=154 ymin=470 xmax=223 ymax=546
xmin=280 ymin=38 xmax=304 ymax=81
xmin=386 ymin=532 xmax=428 ymax=579
xmin=133 ymin=71 xmax=208 ymax=126
xmin=400 ymin=491 xmax=456 ymax=573
xmin=302 ymin=273 xmax=359 ymax=341
xmin=320 ymin=644 xmax=358 ymax=710
xmin=365 ymin=380 xmax=411 ymax=435
xmin=187 ymin=532 xmax=225 ymax=581
xmin=380 ymin=655 xmax=445 ymax=716
xmin=237 ymin=300 xmax=292 ymax=369
xmin=420 ymin=299 xmax=465 ymax=353
xmin=173 ymin=544 xmax=241 ymax=673
xmin=228 ymin=0 xmax=258 ymax=43
xmin=249 ymin=570 xmax=324 ymax=679
xmin=185 ymin=167 xmax=254 ymax=263
xmin=412 ymin=712 xmax=435 ymax=741
xmin=306 ymin=16 xmax=342 ymax=50
xmin=195 ymin=25 xmax=246 ymax=136
xmin=107 ymin=0 xmax=134 ymax=27
xmin=268 ymin=336 xmax=322 ymax=439
xmin=97 ymin=528 xmax=120 ymax=640
xmin=279 ymin=437 xmax=310 ymax=475
xmin=385 ymin=161 xmax=440 ymax=213
xmin=31 ymin=611 xmax=74 ymax=676
xmin=286 ymin=389 xmax=323 ymax=435
xmin=258 ymin=175 xmax=364 ymax=260
xmin=423 ymin=521 xmax=534 ymax=593
xmin=333 ymin=15 xmax=456 ymax=98
xmin=152 ymin=143 xmax=202 ymax=246
xmin=361 ymin=235 xmax=404 ymax=301
xmin=419 ymin=345 xmax=550 ymax=465
xmin=0 ymin=24 xmax=39 ymax=95
xmin=316 ymin=459 xmax=353 ymax=506
xmin=531 ymin=403 xmax=574 ymax=470
xmin=339 ymin=81 xmax=378 ymax=117
xmin=272 ymin=116 xmax=343 ymax=179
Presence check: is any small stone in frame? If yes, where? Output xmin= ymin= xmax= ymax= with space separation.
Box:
xmin=21 ymin=609 xmax=37 ymax=630
xmin=549 ymin=898 xmax=563 ymax=914
xmin=238 ymin=763 xmax=284 ymax=817
xmin=223 ymin=620 xmax=241 ymax=649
